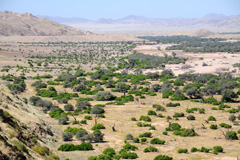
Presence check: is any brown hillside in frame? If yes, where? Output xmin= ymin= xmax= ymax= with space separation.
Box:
xmin=0 ymin=11 xmax=92 ymax=36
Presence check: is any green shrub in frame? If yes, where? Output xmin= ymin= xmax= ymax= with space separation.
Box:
xmin=191 ymin=147 xmax=198 ymax=152
xmin=219 ymin=123 xmax=232 ymax=128
xmin=123 ymin=144 xmax=138 ymax=151
xmin=139 ymin=115 xmax=151 ymax=122
xmin=210 ymin=124 xmax=218 ymax=130
xmin=187 ymin=115 xmax=195 ymax=120
xmin=141 ymin=138 xmax=147 ymax=143
xmin=166 ymin=102 xmax=180 ymax=107
xmin=173 ymin=112 xmax=184 ymax=118
xmin=213 ymin=146 xmax=223 ymax=154
xmin=65 ymin=126 xmax=85 ymax=135
xmin=150 ymin=138 xmax=165 ymax=145
xmin=84 ymin=115 xmax=92 ymax=120
xmin=131 ymin=117 xmax=137 ymax=121
xmin=153 ymin=104 xmax=166 ymax=111
xmin=72 ymin=120 xmax=80 ymax=125
xmin=144 ymin=146 xmax=158 ymax=152
xmin=36 ymin=90 xmax=57 ymax=97
xmin=149 ymin=126 xmax=156 ymax=130
xmin=91 ymin=123 xmax=106 ymax=130
xmin=139 ymin=132 xmax=152 ymax=138
xmin=199 ymin=108 xmax=205 ymax=114
xmin=225 ymin=131 xmax=238 ymax=140
xmin=58 ymin=143 xmax=93 ymax=151
xmin=154 ymin=155 xmax=173 ymax=160
xmin=157 ymin=114 xmax=164 ymax=118
xmin=133 ymin=138 xmax=140 ymax=143
xmin=148 ymin=110 xmax=157 ymax=115
xmin=119 ymin=150 xmax=138 ymax=159
xmin=162 ymin=91 xmax=174 ymax=98
xmin=103 ymin=147 xmax=116 ymax=157
xmin=170 ymin=123 xmax=181 ymax=131
xmin=177 ymin=148 xmax=188 ymax=153
xmin=163 ymin=131 xmax=168 ymax=135
xmin=173 ymin=129 xmax=197 ymax=137
xmin=203 ymin=97 xmax=218 ymax=104
xmin=199 ymin=146 xmax=210 ymax=153
xmin=208 ymin=116 xmax=216 ymax=121
xmin=186 ymin=108 xmax=198 ymax=113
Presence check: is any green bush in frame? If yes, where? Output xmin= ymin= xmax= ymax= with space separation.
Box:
xmin=36 ymin=90 xmax=57 ymax=97
xmin=163 ymin=131 xmax=168 ymax=135
xmin=213 ymin=146 xmax=223 ymax=154
xmin=131 ymin=117 xmax=137 ymax=121
xmin=199 ymin=146 xmax=210 ymax=153
xmin=84 ymin=116 xmax=92 ymax=120
xmin=58 ymin=143 xmax=93 ymax=151
xmin=154 ymin=155 xmax=173 ymax=160
xmin=210 ymin=124 xmax=218 ymax=130
xmin=173 ymin=129 xmax=197 ymax=137
xmin=187 ymin=115 xmax=195 ymax=120
xmin=91 ymin=123 xmax=106 ymax=130
xmin=103 ymin=147 xmax=116 ymax=157
xmin=225 ymin=131 xmax=238 ymax=140
xmin=139 ymin=132 xmax=152 ymax=138
xmin=144 ymin=146 xmax=158 ymax=152
xmin=191 ymin=147 xmax=198 ymax=152
xmin=219 ymin=123 xmax=232 ymax=128
xmin=64 ymin=127 xmax=85 ymax=135
xmin=148 ymin=110 xmax=157 ymax=115
xmin=120 ymin=151 xmax=138 ymax=159
xmin=150 ymin=138 xmax=165 ymax=145
xmin=170 ymin=123 xmax=181 ymax=131
xmin=208 ymin=116 xmax=216 ymax=121
xmin=133 ymin=138 xmax=140 ymax=143
xmin=162 ymin=91 xmax=174 ymax=98
xmin=173 ymin=112 xmax=184 ymax=118
xmin=123 ymin=144 xmax=138 ymax=151
xmin=166 ymin=102 xmax=180 ymax=107
xmin=139 ymin=115 xmax=151 ymax=122
xmin=153 ymin=104 xmax=166 ymax=111
xmin=177 ymin=148 xmax=188 ymax=153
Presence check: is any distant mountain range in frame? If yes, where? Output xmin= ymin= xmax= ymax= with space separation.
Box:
xmin=0 ymin=11 xmax=92 ymax=36
xmin=37 ymin=13 xmax=240 ymax=32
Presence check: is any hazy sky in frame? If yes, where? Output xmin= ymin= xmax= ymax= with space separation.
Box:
xmin=0 ymin=0 xmax=239 ymax=20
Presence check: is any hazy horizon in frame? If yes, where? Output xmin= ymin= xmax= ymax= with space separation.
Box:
xmin=0 ymin=0 xmax=240 ymax=20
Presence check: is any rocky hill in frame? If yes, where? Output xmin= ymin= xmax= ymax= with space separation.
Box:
xmin=0 ymin=11 xmax=92 ymax=36
xmin=0 ymin=84 xmax=60 ymax=160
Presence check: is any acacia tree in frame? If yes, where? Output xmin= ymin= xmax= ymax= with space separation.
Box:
xmin=116 ymin=82 xmax=129 ymax=96
xmin=91 ymin=106 xmax=105 ymax=124
xmin=201 ymin=85 xmax=217 ymax=97
xmin=186 ymin=87 xmax=198 ymax=99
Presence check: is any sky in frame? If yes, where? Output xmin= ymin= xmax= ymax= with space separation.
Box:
xmin=0 ymin=0 xmax=239 ymax=20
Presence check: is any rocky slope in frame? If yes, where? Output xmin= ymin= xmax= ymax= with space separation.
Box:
xmin=0 ymin=84 xmax=60 ymax=160
xmin=0 ymin=11 xmax=92 ymax=36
